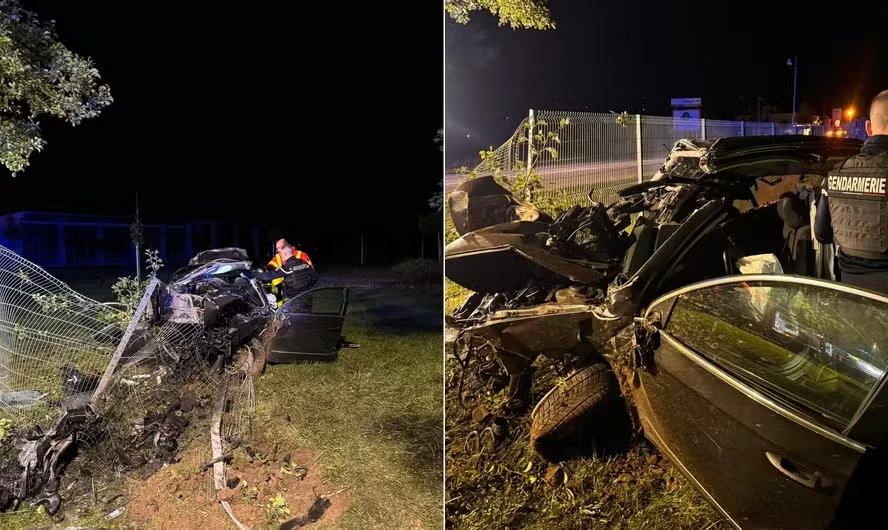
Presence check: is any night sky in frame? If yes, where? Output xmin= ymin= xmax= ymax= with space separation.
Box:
xmin=446 ymin=0 xmax=888 ymax=166
xmin=0 ymin=2 xmax=443 ymax=255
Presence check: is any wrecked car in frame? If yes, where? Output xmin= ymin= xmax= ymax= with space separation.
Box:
xmin=157 ymin=247 xmax=351 ymax=366
xmin=0 ymin=246 xmax=351 ymax=517
xmin=446 ymin=136 xmax=888 ymax=530
xmin=96 ymin=247 xmax=351 ymax=371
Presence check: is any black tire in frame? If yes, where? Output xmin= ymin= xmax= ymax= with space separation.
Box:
xmin=530 ymin=362 xmax=620 ymax=462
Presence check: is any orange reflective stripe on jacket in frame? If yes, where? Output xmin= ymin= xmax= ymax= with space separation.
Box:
xmin=293 ymin=250 xmax=313 ymax=268
xmin=268 ymin=250 xmax=313 ymax=271
xmin=267 ymin=253 xmax=283 ymax=269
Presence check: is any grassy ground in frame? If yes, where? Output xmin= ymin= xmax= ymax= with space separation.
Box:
xmin=444 ymin=284 xmax=727 ymax=530
xmin=445 ymin=280 xmax=470 ymax=315
xmin=252 ymin=285 xmax=443 ymax=529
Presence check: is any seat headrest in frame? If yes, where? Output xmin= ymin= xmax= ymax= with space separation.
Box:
xmin=777 ymin=194 xmax=808 ymax=229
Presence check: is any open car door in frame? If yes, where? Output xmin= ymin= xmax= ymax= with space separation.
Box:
xmin=633 ymin=275 xmax=888 ymax=530
xmin=268 ymin=287 xmax=349 ymax=363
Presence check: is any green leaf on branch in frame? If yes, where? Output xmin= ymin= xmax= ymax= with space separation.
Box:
xmin=445 ymin=0 xmax=556 ymax=30
xmin=0 ymin=0 xmax=114 ymax=175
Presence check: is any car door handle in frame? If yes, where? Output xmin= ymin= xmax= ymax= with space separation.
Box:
xmin=766 ymin=452 xmax=832 ymax=490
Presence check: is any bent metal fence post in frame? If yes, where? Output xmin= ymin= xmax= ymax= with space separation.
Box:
xmin=89 ymin=276 xmax=159 ymax=412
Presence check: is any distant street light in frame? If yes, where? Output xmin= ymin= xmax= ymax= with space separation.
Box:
xmin=786 ymin=57 xmax=798 ymax=133
xmin=847 ymin=108 xmax=855 ymax=119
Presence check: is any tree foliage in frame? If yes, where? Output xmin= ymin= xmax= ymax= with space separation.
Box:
xmin=445 ymin=0 xmax=555 ymax=30
xmin=0 ymin=0 xmax=113 ymax=175
xmin=429 ymin=128 xmax=444 ymax=213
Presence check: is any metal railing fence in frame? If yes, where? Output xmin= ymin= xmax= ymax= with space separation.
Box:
xmin=462 ymin=110 xmax=866 ymax=206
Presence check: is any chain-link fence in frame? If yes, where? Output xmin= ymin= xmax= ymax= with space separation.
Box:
xmin=451 ymin=110 xmax=863 ymax=206
xmin=0 ymin=244 xmax=260 ymax=507
xmin=0 ymin=245 xmax=119 ymax=423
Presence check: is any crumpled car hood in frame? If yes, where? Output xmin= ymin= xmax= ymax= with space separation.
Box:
xmin=445 ymin=221 xmax=611 ymax=293
xmin=169 ymin=259 xmax=253 ymax=291
xmin=449 ymin=175 xmax=552 ymax=236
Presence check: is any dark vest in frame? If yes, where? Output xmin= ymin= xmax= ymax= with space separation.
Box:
xmin=827 ymin=152 xmax=888 ymax=260
xmin=282 ymin=257 xmax=314 ymax=294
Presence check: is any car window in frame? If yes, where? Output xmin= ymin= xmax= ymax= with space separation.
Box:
xmin=286 ymin=288 xmax=346 ymax=316
xmin=661 ymin=280 xmax=888 ymax=428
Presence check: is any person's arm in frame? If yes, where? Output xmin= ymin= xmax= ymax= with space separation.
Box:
xmin=814 ymin=187 xmax=834 ymax=244
xmin=251 ymin=267 xmax=286 ymax=282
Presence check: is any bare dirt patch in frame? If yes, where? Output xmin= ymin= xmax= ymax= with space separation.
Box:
xmin=125 ymin=434 xmax=349 ymax=530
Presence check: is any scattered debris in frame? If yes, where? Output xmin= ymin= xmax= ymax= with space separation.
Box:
xmin=543 ymin=464 xmax=566 ymax=486
xmin=0 ymin=246 xmax=350 ymax=519
xmin=279 ymin=496 xmax=332 ymax=529
xmin=201 ymin=452 xmax=233 ymax=472
xmin=105 ymin=506 xmax=125 ymax=519
xmin=470 ymin=405 xmax=490 ymax=424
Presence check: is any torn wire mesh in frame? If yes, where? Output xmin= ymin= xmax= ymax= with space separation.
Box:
xmin=0 ymin=244 xmax=263 ymax=511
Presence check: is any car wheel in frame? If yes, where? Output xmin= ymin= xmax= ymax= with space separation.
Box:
xmin=530 ymin=362 xmax=620 ymax=462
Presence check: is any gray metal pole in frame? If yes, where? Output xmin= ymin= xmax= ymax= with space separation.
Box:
xmin=791 ymin=56 xmax=798 ymax=134
xmin=635 ymin=114 xmax=643 ymax=184
xmin=134 ymin=193 xmax=141 ymax=282
xmin=526 ymin=109 xmax=535 ymax=171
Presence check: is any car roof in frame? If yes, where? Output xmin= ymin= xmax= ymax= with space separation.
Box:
xmin=653 ymin=135 xmax=863 ymax=181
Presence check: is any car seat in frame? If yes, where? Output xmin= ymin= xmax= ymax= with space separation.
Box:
xmin=776 ymin=194 xmax=814 ymax=275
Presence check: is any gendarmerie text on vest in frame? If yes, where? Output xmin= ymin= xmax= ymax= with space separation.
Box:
xmin=827 ymin=175 xmax=888 ymax=195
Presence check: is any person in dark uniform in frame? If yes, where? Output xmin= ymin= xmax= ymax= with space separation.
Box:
xmin=244 ymin=244 xmax=317 ymax=304
xmin=814 ymin=89 xmax=888 ymax=294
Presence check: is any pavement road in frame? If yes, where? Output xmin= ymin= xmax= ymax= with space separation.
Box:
xmin=444 ymin=158 xmax=665 ymax=194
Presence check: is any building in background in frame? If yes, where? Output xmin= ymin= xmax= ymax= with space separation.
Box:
xmin=0 ymin=211 xmax=436 ymax=270
xmin=0 ymin=211 xmax=265 ymax=269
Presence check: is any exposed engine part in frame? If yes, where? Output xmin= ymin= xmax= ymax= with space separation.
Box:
xmin=555 ymin=285 xmax=587 ymax=305
xmin=546 ymin=202 xmax=624 ymax=263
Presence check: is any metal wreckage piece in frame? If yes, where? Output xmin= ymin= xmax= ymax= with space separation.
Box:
xmin=444 ymin=177 xmax=637 ymax=404
xmin=444 ymin=174 xmax=729 ymax=407
xmin=0 ymin=247 xmax=284 ymax=516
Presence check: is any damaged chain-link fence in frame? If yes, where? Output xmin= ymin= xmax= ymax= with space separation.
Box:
xmin=0 ymin=244 xmax=266 ymax=515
